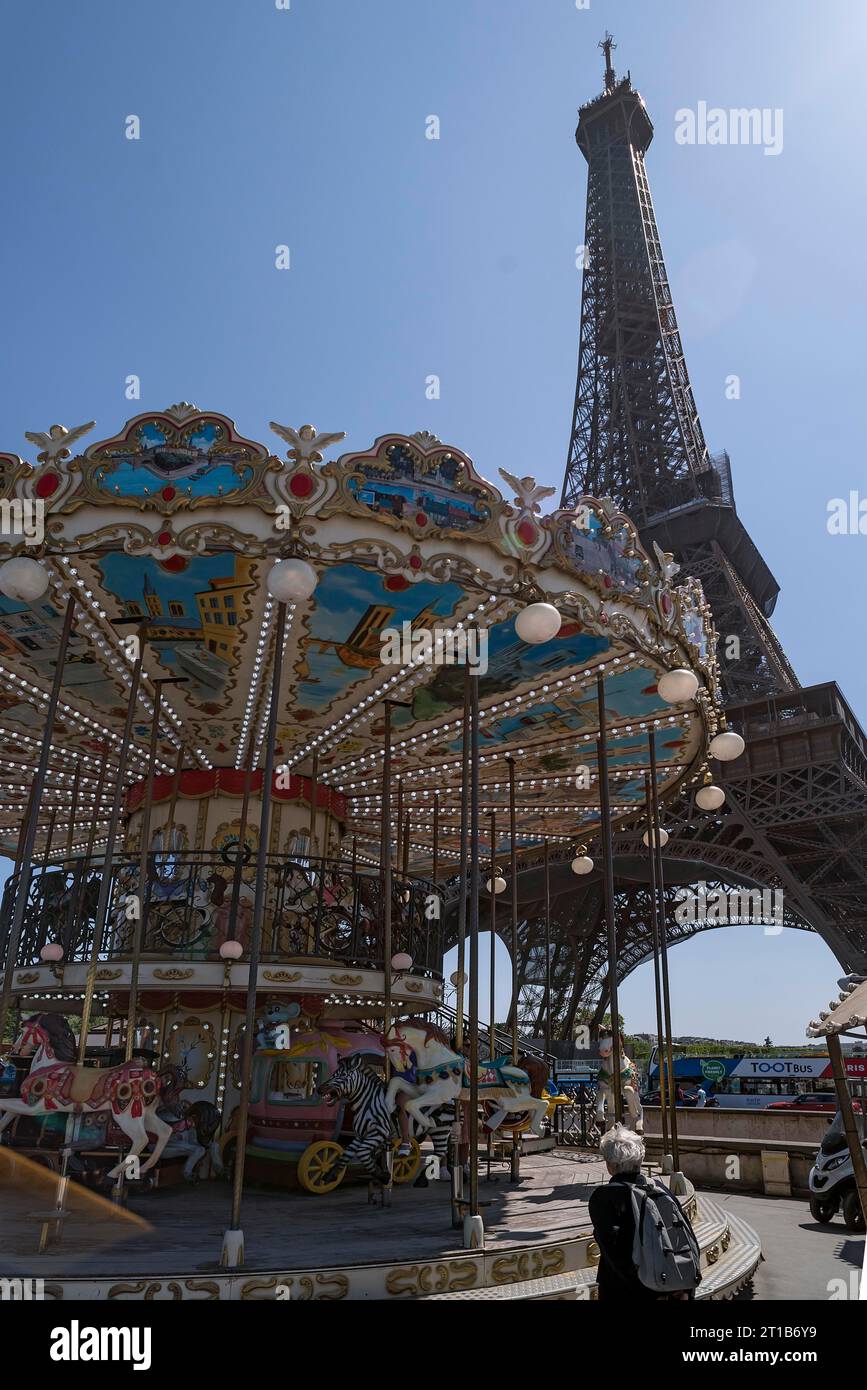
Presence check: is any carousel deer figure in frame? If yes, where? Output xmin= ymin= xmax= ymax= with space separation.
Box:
xmin=0 ymin=1013 xmax=173 ymax=1179
xmin=595 ymin=1029 xmax=644 ymax=1135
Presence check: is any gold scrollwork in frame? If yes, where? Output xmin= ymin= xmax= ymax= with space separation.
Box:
xmin=385 ymin=1260 xmax=481 ymax=1297
xmin=705 ymin=1243 xmax=721 ymax=1266
xmin=263 ymin=970 xmax=302 ymax=983
xmin=330 ymin=973 xmax=363 ymax=986
xmin=491 ymin=1247 xmax=565 ymax=1286
xmin=153 ymin=968 xmax=195 ymax=980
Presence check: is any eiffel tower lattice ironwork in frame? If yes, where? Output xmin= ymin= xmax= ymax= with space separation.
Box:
xmin=502 ymin=44 xmax=867 ymax=1040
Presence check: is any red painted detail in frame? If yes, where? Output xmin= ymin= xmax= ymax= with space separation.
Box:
xmin=289 ymin=472 xmax=314 ymax=498
xmin=516 ymin=519 xmax=538 ymax=546
xmin=35 ymin=471 xmax=60 ymax=498
xmin=161 ymin=486 xmax=176 ymax=501
xmin=384 ymin=575 xmax=411 ymax=592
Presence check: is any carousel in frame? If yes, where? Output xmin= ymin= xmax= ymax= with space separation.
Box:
xmin=0 ymin=404 xmax=753 ymax=1299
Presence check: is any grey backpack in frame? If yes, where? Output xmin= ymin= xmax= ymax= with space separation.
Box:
xmin=630 ymin=1177 xmax=702 ymax=1294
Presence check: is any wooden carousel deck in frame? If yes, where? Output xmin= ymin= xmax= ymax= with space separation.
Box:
xmin=0 ymin=1150 xmax=605 ymax=1296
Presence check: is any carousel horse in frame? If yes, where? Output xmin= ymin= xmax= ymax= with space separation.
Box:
xmin=157 ymin=1065 xmax=224 ymax=1181
xmin=595 ymin=1032 xmax=644 ymax=1134
xmin=383 ymin=1023 xmax=548 ymax=1138
xmin=0 ymin=1014 xmax=173 ymax=1180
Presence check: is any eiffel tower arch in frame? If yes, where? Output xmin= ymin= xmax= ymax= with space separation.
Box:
xmin=509 ymin=45 xmax=867 ymax=1039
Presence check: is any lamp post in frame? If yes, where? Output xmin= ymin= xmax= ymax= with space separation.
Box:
xmin=596 ymin=673 xmax=622 ymax=1122
xmin=644 ymin=771 xmax=670 ymax=1167
xmin=648 ymin=729 xmax=679 ymax=1171
xmin=0 ymin=585 xmax=74 ymax=1046
xmin=223 ymin=580 xmax=290 ymax=1268
xmin=465 ymin=659 xmax=483 ymax=1248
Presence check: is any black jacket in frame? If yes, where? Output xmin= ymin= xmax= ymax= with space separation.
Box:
xmin=588 ymin=1171 xmax=662 ymax=1301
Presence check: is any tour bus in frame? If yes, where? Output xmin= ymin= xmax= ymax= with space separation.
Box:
xmin=645 ymin=1049 xmax=867 ymax=1109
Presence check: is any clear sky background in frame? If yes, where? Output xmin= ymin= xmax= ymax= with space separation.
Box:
xmin=1 ymin=0 xmax=864 ymax=1045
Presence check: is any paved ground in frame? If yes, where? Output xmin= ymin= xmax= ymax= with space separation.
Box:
xmin=714 ymin=1189 xmax=864 ymax=1301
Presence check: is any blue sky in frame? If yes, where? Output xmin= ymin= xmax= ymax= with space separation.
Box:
xmin=1 ymin=0 xmax=863 ymax=1044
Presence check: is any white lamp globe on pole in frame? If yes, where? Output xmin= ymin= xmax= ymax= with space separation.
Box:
xmin=515 ymin=602 xmax=562 ymax=645
xmin=657 ymin=668 xmax=699 ymax=705
xmin=642 ymin=827 xmax=669 ymax=849
xmin=0 ymin=556 xmax=50 ymax=602
xmin=571 ymin=853 xmax=594 ymax=875
xmin=266 ymin=558 xmax=318 ymax=603
xmin=709 ymin=730 xmax=745 ymax=762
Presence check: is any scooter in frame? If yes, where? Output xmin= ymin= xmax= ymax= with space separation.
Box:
xmin=808 ymin=1110 xmax=867 ymax=1233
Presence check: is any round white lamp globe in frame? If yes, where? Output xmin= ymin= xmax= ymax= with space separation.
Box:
xmin=695 ymin=783 xmax=725 ymax=811
xmin=450 ymin=970 xmax=467 ymax=987
xmin=571 ymin=855 xmax=594 ymax=875
xmin=266 ymin=558 xmax=318 ymax=603
xmin=0 ymin=557 xmax=50 ymax=602
xmin=515 ymin=602 xmax=562 ymax=645
xmin=657 ymin=668 xmax=699 ymax=705
xmin=642 ymin=827 xmax=669 ymax=849
xmin=486 ymin=874 xmax=507 ymax=895
xmin=40 ymin=942 xmax=64 ymax=963
xmin=391 ymin=952 xmax=413 ymax=971
xmin=219 ymin=939 xmax=244 ymax=960
xmin=709 ymin=730 xmax=745 ymax=762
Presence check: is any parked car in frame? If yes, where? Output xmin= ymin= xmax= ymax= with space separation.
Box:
xmin=768 ymin=1092 xmax=862 ymax=1113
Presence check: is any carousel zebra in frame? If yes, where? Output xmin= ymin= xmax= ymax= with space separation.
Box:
xmin=319 ymin=1054 xmax=456 ymax=1182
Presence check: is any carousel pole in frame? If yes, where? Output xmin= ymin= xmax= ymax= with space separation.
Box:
xmin=308 ymin=751 xmax=319 ymax=857
xmin=395 ymin=776 xmax=403 ymax=875
xmin=454 ymin=668 xmax=471 ymax=1048
xmin=488 ymin=810 xmax=497 ymax=1059
xmin=0 ymin=591 xmax=76 ymax=1047
xmin=125 ymin=680 xmax=180 ymax=1064
xmin=648 ymin=729 xmax=679 ymax=1171
xmin=465 ymin=661 xmax=483 ymax=1248
xmin=402 ymin=812 xmax=410 ymax=879
xmin=71 ymin=750 xmax=110 ymax=1056
xmin=826 ymin=1031 xmax=867 ymax=1229
xmin=432 ymin=791 xmax=439 ymax=885
xmin=223 ymin=598 xmax=287 ymax=1267
xmin=644 ymin=771 xmax=671 ymax=1166
xmin=381 ymin=700 xmax=394 ymax=1075
xmin=596 ymin=673 xmax=622 ymax=1122
xmin=65 ymin=762 xmax=81 ymax=863
xmin=506 ymin=755 xmax=521 ymax=1182
xmin=225 ymin=760 xmax=255 ymax=946
xmin=543 ymin=838 xmax=552 ymax=1059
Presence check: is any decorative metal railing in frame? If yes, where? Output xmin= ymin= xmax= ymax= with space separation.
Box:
xmin=0 ymin=853 xmax=442 ymax=976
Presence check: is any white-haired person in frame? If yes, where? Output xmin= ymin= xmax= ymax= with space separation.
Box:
xmin=588 ymin=1123 xmax=695 ymax=1300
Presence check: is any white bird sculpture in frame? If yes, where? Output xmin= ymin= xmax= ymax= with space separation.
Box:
xmin=269 ymin=422 xmax=346 ymax=464
xmin=24 ymin=421 xmax=95 ymax=464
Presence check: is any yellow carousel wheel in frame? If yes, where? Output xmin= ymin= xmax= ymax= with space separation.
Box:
xmin=390 ymin=1138 xmax=421 ymax=1184
xmin=484 ymin=1100 xmax=533 ymax=1136
xmin=297 ymin=1141 xmax=346 ymax=1194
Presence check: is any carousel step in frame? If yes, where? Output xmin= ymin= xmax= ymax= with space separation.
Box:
xmin=694 ymin=1206 xmax=762 ymax=1301
xmin=424 ymin=1266 xmax=598 ymax=1301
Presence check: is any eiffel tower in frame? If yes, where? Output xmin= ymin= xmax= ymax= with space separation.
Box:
xmin=512 ymin=38 xmax=867 ymax=1038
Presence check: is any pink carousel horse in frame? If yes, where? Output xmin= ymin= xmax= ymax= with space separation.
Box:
xmin=0 ymin=1013 xmax=173 ymax=1180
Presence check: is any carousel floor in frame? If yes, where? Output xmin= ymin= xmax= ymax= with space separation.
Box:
xmin=0 ymin=1150 xmax=605 ymax=1278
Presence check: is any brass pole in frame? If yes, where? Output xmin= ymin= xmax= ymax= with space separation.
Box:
xmin=644 ymin=771 xmax=670 ymax=1158
xmin=648 ymin=729 xmax=679 ymax=1168
xmin=506 ymin=756 xmax=519 ymax=1066
xmin=381 ymin=701 xmax=394 ymax=1074
xmin=454 ymin=668 xmax=471 ymax=1050
xmin=543 ymin=838 xmax=552 ymax=1058
xmin=395 ymin=777 xmax=403 ymax=878
xmin=489 ymin=810 xmax=497 ymax=1058
xmin=65 ymin=762 xmax=81 ymax=862
xmin=74 ymin=750 xmax=110 ymax=1056
xmin=468 ymin=667 xmax=481 ymax=1221
xmin=308 ymin=751 xmax=319 ymax=856
xmin=596 ymin=673 xmax=622 ymax=1121
xmin=227 ymin=599 xmax=287 ymax=1254
xmin=0 ymin=591 xmax=76 ymax=1045
xmin=432 ymin=791 xmax=439 ymax=884
xmin=125 ymin=681 xmax=165 ymax=1061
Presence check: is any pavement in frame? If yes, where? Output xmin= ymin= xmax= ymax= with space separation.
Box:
xmin=713 ymin=1189 xmax=864 ymax=1301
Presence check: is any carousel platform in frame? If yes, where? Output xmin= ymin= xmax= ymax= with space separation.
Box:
xmin=0 ymin=1149 xmax=761 ymax=1301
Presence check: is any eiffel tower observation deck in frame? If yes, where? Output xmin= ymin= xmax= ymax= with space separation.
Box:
xmin=512 ymin=39 xmax=867 ymax=1036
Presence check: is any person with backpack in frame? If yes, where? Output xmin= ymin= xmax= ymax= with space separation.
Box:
xmin=588 ymin=1123 xmax=702 ymax=1301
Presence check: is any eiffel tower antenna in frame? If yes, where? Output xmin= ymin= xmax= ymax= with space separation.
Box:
xmin=599 ymin=31 xmax=617 ymax=90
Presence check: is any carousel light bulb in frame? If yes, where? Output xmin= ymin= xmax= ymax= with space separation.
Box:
xmin=219 ymin=940 xmax=243 ymax=960
xmin=656 ymin=667 xmax=700 ymax=704
xmin=486 ymin=873 xmax=507 ymax=894
xmin=0 ymin=557 xmax=50 ymax=602
xmin=709 ymin=730 xmax=745 ymax=762
xmin=391 ymin=952 xmax=413 ymax=971
xmin=515 ymin=602 xmax=562 ymax=645
xmin=266 ymin=558 xmax=318 ymax=602
xmin=642 ymin=827 xmax=669 ymax=849
xmin=695 ymin=782 xmax=726 ymax=811
xmin=571 ymin=854 xmax=594 ymax=875
xmin=40 ymin=942 xmax=64 ymax=962
xmin=450 ymin=970 xmax=467 ymax=987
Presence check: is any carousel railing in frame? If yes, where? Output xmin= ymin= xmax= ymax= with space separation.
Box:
xmin=0 ymin=852 xmax=442 ymax=976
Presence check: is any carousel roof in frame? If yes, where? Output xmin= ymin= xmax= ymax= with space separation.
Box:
xmin=0 ymin=404 xmax=724 ymax=867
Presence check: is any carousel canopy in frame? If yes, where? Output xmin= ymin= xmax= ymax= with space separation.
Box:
xmin=0 ymin=404 xmax=723 ymax=868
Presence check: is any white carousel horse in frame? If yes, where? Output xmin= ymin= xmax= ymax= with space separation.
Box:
xmin=0 ymin=1014 xmax=173 ymax=1180
xmin=595 ymin=1033 xmax=644 ymax=1134
xmin=383 ymin=1023 xmax=548 ymax=1138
